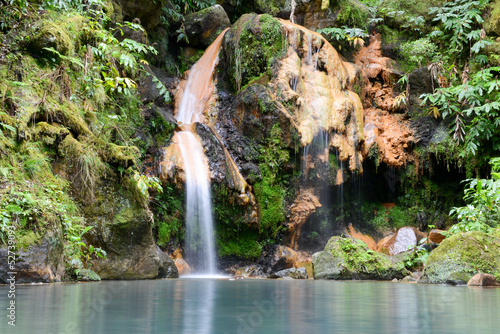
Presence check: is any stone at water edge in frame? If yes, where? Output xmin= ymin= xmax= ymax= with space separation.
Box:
xmin=467 ymin=273 xmax=499 ymax=287
xmin=377 ymin=227 xmax=425 ymax=255
xmin=313 ymin=237 xmax=410 ymax=280
xmin=419 ymin=231 xmax=500 ymax=285
xmin=175 ymin=258 xmax=191 ymax=276
xmin=295 ymin=261 xmax=314 ymax=279
xmin=268 ymin=267 xmax=308 ymax=279
xmin=270 ymin=245 xmax=299 ymax=272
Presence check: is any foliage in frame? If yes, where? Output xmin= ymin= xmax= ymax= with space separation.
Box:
xmin=399 ymin=38 xmax=438 ymax=69
xmin=317 ymin=26 xmax=368 ymax=50
xmin=152 ymin=184 xmax=184 ymax=247
xmin=448 ymin=158 xmax=500 ymax=236
xmin=254 ymin=124 xmax=289 ymax=237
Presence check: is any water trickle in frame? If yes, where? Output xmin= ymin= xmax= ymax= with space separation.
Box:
xmin=174 ymin=29 xmax=228 ymax=275
xmin=290 ymin=0 xmax=296 ymax=23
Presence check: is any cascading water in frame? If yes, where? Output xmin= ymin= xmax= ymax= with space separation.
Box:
xmin=174 ymin=29 xmax=228 ymax=275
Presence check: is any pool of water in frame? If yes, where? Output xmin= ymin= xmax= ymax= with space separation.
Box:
xmin=1 ymin=279 xmax=499 ymax=333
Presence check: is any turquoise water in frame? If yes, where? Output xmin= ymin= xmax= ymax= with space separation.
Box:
xmin=1 ymin=279 xmax=499 ymax=333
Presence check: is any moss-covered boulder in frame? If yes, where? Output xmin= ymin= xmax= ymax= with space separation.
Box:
xmin=75 ymin=269 xmax=101 ymax=281
xmin=485 ymin=0 xmax=500 ymax=37
xmin=312 ymin=237 xmax=410 ymax=280
xmin=29 ymin=22 xmax=72 ymax=56
xmin=184 ymin=5 xmax=230 ymax=48
xmin=85 ymin=181 xmax=178 ymax=280
xmin=419 ymin=231 xmax=500 ymax=285
xmin=223 ymin=13 xmax=285 ymax=92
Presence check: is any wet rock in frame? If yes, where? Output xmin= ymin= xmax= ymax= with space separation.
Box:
xmin=268 ymin=267 xmax=308 ymax=279
xmin=467 ymin=273 xmax=499 ymax=287
xmin=0 ymin=230 xmax=65 ymax=283
xmin=235 ymin=265 xmax=259 ymax=278
xmin=419 ymin=231 xmax=500 ymax=285
xmin=75 ymin=269 xmax=101 ymax=281
xmin=138 ymin=65 xmax=179 ymax=106
xmin=112 ymin=0 xmax=161 ymax=30
xmin=184 ymin=5 xmax=230 ymax=48
xmin=313 ymin=237 xmax=410 ymax=280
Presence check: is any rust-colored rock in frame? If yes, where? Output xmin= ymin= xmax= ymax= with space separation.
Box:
xmin=428 ymin=229 xmax=446 ymax=244
xmin=376 ymin=227 xmax=425 ymax=255
xmin=270 ymin=245 xmax=299 ymax=271
xmin=355 ymin=32 xmax=415 ymax=167
xmin=287 ymin=189 xmax=322 ymax=250
xmin=467 ymin=273 xmax=499 ymax=287
xmin=346 ymin=224 xmax=377 ymax=251
xmin=175 ymin=258 xmax=191 ymax=276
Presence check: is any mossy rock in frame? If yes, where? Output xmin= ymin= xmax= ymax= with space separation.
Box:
xmin=75 ymin=269 xmax=101 ymax=281
xmin=313 ymin=236 xmax=410 ymax=280
xmin=485 ymin=0 xmax=500 ymax=37
xmin=419 ymin=231 xmax=500 ymax=285
xmin=223 ymin=13 xmax=285 ymax=92
xmin=29 ymin=22 xmax=73 ymax=56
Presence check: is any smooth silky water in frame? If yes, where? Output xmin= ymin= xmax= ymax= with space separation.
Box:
xmin=1 ymin=279 xmax=499 ymax=333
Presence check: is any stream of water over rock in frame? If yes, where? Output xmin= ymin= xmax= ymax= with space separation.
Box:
xmin=173 ymin=30 xmax=228 ymax=275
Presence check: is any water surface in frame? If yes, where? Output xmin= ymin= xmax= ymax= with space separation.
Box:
xmin=1 ymin=279 xmax=499 ymax=333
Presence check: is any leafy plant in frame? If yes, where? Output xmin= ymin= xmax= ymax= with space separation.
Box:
xmin=447 ymin=158 xmax=500 ymax=236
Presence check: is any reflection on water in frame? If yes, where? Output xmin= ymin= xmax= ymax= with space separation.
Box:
xmin=1 ymin=279 xmax=499 ymax=333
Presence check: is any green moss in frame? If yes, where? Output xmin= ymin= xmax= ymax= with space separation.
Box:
xmin=218 ymin=229 xmax=262 ymax=259
xmin=337 ymin=0 xmax=370 ymax=28
xmin=29 ymin=22 xmax=73 ymax=56
xmin=75 ymin=268 xmax=101 ymax=281
xmin=227 ymin=14 xmax=285 ymax=92
xmin=420 ymin=231 xmax=500 ymax=284
xmin=485 ymin=0 xmax=500 ymax=36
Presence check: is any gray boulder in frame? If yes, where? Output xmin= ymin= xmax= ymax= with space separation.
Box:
xmin=184 ymin=5 xmax=230 ymax=47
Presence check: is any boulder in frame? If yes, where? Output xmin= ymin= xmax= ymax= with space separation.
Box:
xmin=112 ymin=0 xmax=161 ymax=30
xmin=408 ymin=67 xmax=434 ymax=104
xmin=428 ymin=229 xmax=446 ymax=244
xmin=419 ymin=231 xmax=500 ymax=285
xmin=313 ymin=237 xmax=410 ymax=280
xmin=377 ymin=227 xmax=425 ymax=255
xmin=268 ymin=267 xmax=308 ymax=279
xmin=269 ymin=245 xmax=299 ymax=272
xmin=184 ymin=5 xmax=230 ymax=48
xmin=467 ymin=273 xmax=499 ymax=287
xmin=235 ymin=265 xmax=259 ymax=278
xmin=295 ymin=261 xmax=314 ymax=278
xmin=0 ymin=230 xmax=65 ymax=283
xmin=85 ymin=181 xmax=179 ymax=280
xmin=29 ymin=22 xmax=72 ymax=56
xmin=174 ymin=258 xmax=191 ymax=276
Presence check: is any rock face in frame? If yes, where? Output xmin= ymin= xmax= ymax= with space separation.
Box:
xmin=467 ymin=273 xmax=499 ymax=287
xmin=184 ymin=5 xmax=231 ymax=48
xmin=419 ymin=231 xmax=500 ymax=285
xmin=313 ymin=237 xmax=409 ymax=280
xmin=287 ymin=190 xmax=322 ymax=250
xmin=223 ymin=14 xmax=365 ymax=172
xmin=0 ymin=230 xmax=65 ymax=283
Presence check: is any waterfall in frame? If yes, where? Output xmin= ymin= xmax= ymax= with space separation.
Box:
xmin=174 ymin=29 xmax=228 ymax=275
xmin=290 ymin=0 xmax=296 ymax=23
